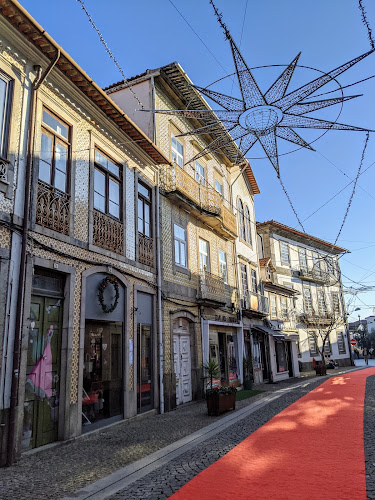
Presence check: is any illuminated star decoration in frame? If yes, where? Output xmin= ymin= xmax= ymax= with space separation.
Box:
xmin=149 ymin=5 xmax=374 ymax=176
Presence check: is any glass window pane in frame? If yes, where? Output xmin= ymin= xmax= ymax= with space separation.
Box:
xmin=55 ymin=142 xmax=68 ymax=173
xmin=94 ymin=192 xmax=105 ymax=212
xmin=95 ymin=149 xmax=106 ymax=168
xmin=215 ymin=179 xmax=223 ymax=195
xmin=144 ymin=222 xmax=150 ymax=237
xmin=40 ymin=133 xmax=52 ymax=164
xmin=108 ymin=160 xmax=119 ymax=177
xmin=174 ymin=224 xmax=185 ymax=241
xmin=144 ymin=204 xmax=150 ymax=223
xmin=180 ymin=241 xmax=186 ymax=267
xmin=109 ymin=200 xmax=119 ymax=219
xmin=138 ymin=199 xmax=143 ymax=219
xmin=174 ymin=240 xmax=180 ymax=265
xmin=109 ymin=178 xmax=119 ymax=204
xmin=42 ymin=109 xmax=68 ymax=139
xmin=54 ymin=170 xmax=66 ymax=192
xmin=94 ymin=169 xmax=105 ymax=196
xmin=138 ymin=217 xmax=143 ymax=233
xmin=138 ymin=183 xmax=150 ymax=199
xmin=38 ymin=161 xmax=51 ymax=184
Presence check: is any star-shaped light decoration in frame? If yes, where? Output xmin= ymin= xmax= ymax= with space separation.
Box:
xmin=148 ymin=3 xmax=374 ymax=176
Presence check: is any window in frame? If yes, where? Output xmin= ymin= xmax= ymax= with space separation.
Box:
xmin=313 ymin=252 xmax=321 ymax=277
xmin=251 ymin=269 xmax=257 ymax=293
xmin=270 ymin=295 xmax=277 ymax=318
xmin=94 ymin=148 xmax=121 ymax=219
xmin=281 ymin=296 xmax=288 ymax=319
xmin=171 ymin=135 xmax=184 ymax=167
xmin=332 ymin=292 xmax=341 ymax=316
xmin=199 ymin=238 xmax=210 ymax=271
xmin=240 ymin=263 xmax=248 ymax=298
xmin=308 ymin=332 xmax=318 ymax=355
xmin=39 ymin=108 xmax=70 ymax=192
xmin=174 ymin=224 xmax=187 ymax=268
xmin=297 ymin=340 xmax=302 ymax=358
xmin=238 ymin=199 xmax=245 ymax=240
xmin=324 ymin=334 xmax=331 ymax=354
xmin=275 ymin=341 xmax=287 ymax=372
xmin=195 ymin=160 xmax=205 ymax=185
xmin=244 ymin=206 xmax=252 ymax=245
xmin=280 ymin=241 xmax=290 ymax=265
xmin=219 ymin=249 xmax=228 ymax=283
xmin=0 ymin=71 xmax=12 ymax=158
xmin=337 ymin=331 xmax=346 ymax=354
xmin=303 ymin=288 xmax=313 ymax=314
xmin=299 ymin=248 xmax=308 ymax=271
xmin=317 ymin=289 xmax=327 ymax=315
xmin=138 ymin=182 xmax=151 ymax=236
xmin=215 ymin=179 xmax=223 ymax=197
xmin=326 ymin=256 xmax=334 ymax=276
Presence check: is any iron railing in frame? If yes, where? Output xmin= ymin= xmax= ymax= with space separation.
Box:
xmin=35 ymin=180 xmax=70 ymax=235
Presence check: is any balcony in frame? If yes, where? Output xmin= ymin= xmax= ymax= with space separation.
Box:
xmin=160 ymin=163 xmax=237 ymax=240
xmin=138 ymin=233 xmax=154 ymax=267
xmin=298 ymin=309 xmax=336 ymax=326
xmin=197 ymin=270 xmax=226 ymax=306
xmin=35 ymin=180 xmax=70 ymax=235
xmin=242 ymin=290 xmax=269 ymax=318
xmin=293 ymin=267 xmax=333 ymax=285
xmin=93 ymin=209 xmax=124 ymax=254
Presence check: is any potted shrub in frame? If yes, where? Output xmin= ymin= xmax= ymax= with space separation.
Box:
xmin=203 ymin=359 xmax=236 ymax=416
xmin=243 ymin=355 xmax=254 ymax=390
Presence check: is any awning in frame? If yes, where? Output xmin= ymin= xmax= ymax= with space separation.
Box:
xmin=252 ymin=326 xmax=285 ymax=340
xmin=284 ymin=333 xmax=300 ymax=342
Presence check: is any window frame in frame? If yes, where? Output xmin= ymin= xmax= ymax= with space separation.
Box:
xmin=280 ymin=241 xmax=290 ymax=265
xmin=331 ymin=292 xmax=341 ymax=316
xmin=39 ymin=107 xmax=71 ymax=193
xmin=270 ymin=294 xmax=277 ymax=319
xmin=174 ymin=223 xmax=187 ymax=268
xmin=308 ymin=331 xmax=318 ymax=355
xmin=337 ymin=331 xmax=346 ymax=354
xmin=240 ymin=263 xmax=248 ymax=299
xmin=238 ymin=199 xmax=246 ymax=241
xmin=219 ymin=249 xmax=228 ymax=284
xmin=199 ymin=238 xmax=210 ymax=272
xmin=171 ymin=134 xmax=184 ymax=167
xmin=244 ymin=205 xmax=252 ymax=245
xmin=138 ymin=181 xmax=152 ymax=237
xmin=280 ymin=296 xmax=288 ymax=319
xmin=93 ymin=147 xmax=122 ymax=221
xmin=251 ymin=268 xmax=257 ymax=294
xmin=303 ymin=287 xmax=313 ymax=314
xmin=214 ymin=178 xmax=223 ymax=198
xmin=0 ymin=70 xmax=13 ymax=159
xmin=317 ymin=289 xmax=327 ymax=315
xmin=194 ymin=159 xmax=206 ymax=185
xmin=299 ymin=248 xmax=308 ymax=271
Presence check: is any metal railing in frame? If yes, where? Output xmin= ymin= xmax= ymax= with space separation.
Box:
xmin=93 ymin=209 xmax=124 ymax=254
xmin=198 ymin=269 xmax=226 ymax=303
xmin=242 ymin=290 xmax=269 ymax=314
xmin=35 ymin=180 xmax=70 ymax=235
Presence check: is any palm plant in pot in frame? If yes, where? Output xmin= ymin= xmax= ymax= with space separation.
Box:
xmin=203 ymin=359 xmax=236 ymax=416
xmin=243 ymin=355 xmax=254 ymax=390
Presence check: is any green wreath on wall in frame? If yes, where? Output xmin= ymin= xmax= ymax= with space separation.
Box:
xmin=98 ymin=276 xmax=120 ymax=313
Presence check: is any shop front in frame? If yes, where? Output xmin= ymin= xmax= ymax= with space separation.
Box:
xmin=82 ymin=272 xmax=126 ymax=431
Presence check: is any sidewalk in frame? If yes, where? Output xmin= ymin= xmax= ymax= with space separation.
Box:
xmin=0 ymin=366 xmax=356 ymax=499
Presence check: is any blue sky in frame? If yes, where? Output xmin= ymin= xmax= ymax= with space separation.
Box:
xmin=18 ymin=0 xmax=375 ymax=321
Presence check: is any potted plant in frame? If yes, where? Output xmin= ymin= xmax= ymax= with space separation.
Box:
xmin=203 ymin=359 xmax=237 ymax=416
xmin=243 ymin=355 xmax=254 ymax=390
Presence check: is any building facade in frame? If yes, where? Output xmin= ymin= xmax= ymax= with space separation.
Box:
xmin=257 ymin=220 xmax=351 ymax=371
xmin=0 ymin=0 xmax=170 ymax=464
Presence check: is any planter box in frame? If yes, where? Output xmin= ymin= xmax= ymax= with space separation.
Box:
xmin=315 ymin=364 xmax=326 ymax=376
xmin=244 ymin=379 xmax=253 ymax=390
xmin=206 ymin=391 xmax=236 ymax=416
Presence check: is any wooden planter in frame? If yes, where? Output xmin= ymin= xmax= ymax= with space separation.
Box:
xmin=206 ymin=391 xmax=236 ymax=416
xmin=315 ymin=364 xmax=327 ymax=376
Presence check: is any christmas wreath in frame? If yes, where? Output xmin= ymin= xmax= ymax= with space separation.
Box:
xmin=98 ymin=276 xmax=120 ymax=313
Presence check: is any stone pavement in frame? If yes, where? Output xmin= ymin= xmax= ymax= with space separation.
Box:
xmin=0 ymin=367 xmax=358 ymax=499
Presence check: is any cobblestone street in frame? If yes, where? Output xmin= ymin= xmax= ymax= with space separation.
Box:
xmin=0 ymin=367 xmax=362 ymax=499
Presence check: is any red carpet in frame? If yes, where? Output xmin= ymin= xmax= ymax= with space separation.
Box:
xmin=171 ymin=369 xmax=375 ymax=500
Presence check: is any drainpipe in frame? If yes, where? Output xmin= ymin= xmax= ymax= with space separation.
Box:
xmin=7 ymin=50 xmax=60 ymax=466
xmin=151 ymin=76 xmax=164 ymax=414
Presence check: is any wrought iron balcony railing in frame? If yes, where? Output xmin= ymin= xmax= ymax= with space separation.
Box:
xmin=298 ymin=309 xmax=337 ymax=325
xmin=138 ymin=233 xmax=154 ymax=267
xmin=293 ymin=267 xmax=332 ymax=285
xmin=92 ymin=209 xmax=124 ymax=254
xmin=0 ymin=157 xmax=9 ymax=185
xmin=198 ymin=269 xmax=226 ymax=304
xmin=160 ymin=163 xmax=237 ymax=238
xmin=242 ymin=290 xmax=269 ymax=315
xmin=35 ymin=180 xmax=70 ymax=235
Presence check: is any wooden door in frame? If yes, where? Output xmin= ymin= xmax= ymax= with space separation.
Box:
xmin=173 ymin=318 xmax=192 ymax=405
xmin=22 ymin=296 xmax=62 ymax=449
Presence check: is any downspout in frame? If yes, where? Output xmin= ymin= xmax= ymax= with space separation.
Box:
xmin=7 ymin=50 xmax=60 ymax=466
xmin=152 ymin=76 xmax=164 ymax=414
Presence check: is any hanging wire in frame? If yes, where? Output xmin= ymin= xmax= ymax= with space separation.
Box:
xmin=334 ymin=132 xmax=370 ymax=244
xmin=277 ymin=175 xmax=306 ymax=232
xmin=358 ymin=0 xmax=375 ymax=49
xmin=75 ymin=0 xmax=144 ymax=109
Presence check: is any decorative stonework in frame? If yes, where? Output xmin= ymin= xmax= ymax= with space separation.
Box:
xmin=0 ymin=226 xmax=11 ymax=249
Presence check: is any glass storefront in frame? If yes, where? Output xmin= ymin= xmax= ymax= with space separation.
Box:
xmin=137 ymin=324 xmax=153 ymax=413
xmin=82 ymin=321 xmax=123 ymax=427
xmin=209 ymin=330 xmax=239 ymax=386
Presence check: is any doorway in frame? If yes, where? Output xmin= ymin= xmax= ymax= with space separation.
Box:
xmin=173 ymin=318 xmax=192 ymax=405
xmin=22 ymin=294 xmax=63 ymax=450
xmin=82 ymin=321 xmax=123 ymax=428
xmin=287 ymin=341 xmax=294 ymax=377
xmin=137 ymin=324 xmax=153 ymax=413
